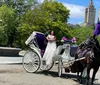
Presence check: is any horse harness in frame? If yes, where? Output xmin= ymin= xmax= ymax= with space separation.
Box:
xmin=77 ymin=44 xmax=95 ymax=64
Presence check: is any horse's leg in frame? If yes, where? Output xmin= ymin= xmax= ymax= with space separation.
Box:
xmin=79 ymin=71 xmax=83 ymax=84
xmin=77 ymin=69 xmax=83 ymax=84
xmin=77 ymin=71 xmax=80 ymax=81
xmin=76 ymin=62 xmax=81 ymax=83
xmin=86 ymin=65 xmax=91 ymax=85
xmin=91 ymin=66 xmax=99 ymax=85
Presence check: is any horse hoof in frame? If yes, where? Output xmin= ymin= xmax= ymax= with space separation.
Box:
xmin=79 ymin=80 xmax=82 ymax=84
xmin=77 ymin=78 xmax=82 ymax=84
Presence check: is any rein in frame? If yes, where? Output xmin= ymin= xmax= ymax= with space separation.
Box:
xmin=94 ymin=44 xmax=100 ymax=52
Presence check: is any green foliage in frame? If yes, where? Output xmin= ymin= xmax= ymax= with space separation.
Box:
xmin=0 ymin=5 xmax=17 ymax=46
xmin=0 ymin=26 xmax=7 ymax=46
xmin=19 ymin=0 xmax=70 ymax=48
xmin=71 ymin=26 xmax=94 ymax=44
xmin=0 ymin=0 xmax=97 ymax=49
xmin=0 ymin=0 xmax=37 ymax=47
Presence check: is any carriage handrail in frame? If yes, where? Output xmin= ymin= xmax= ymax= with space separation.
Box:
xmin=75 ymin=57 xmax=85 ymax=61
xmin=62 ymin=40 xmax=72 ymax=44
xmin=66 ymin=57 xmax=85 ymax=66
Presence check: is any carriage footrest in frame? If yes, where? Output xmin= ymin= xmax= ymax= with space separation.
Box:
xmin=65 ymin=67 xmax=70 ymax=72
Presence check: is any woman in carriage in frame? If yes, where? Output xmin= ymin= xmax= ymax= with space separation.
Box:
xmin=43 ymin=30 xmax=57 ymax=69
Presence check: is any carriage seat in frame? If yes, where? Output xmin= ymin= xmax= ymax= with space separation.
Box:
xmin=70 ymin=45 xmax=78 ymax=57
xmin=35 ymin=32 xmax=46 ymax=50
xmin=34 ymin=32 xmax=47 ymax=56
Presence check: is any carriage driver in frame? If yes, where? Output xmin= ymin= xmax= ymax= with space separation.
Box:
xmin=93 ymin=21 xmax=100 ymax=38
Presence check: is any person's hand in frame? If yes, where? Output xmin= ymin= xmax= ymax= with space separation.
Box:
xmin=48 ymin=39 xmax=53 ymax=42
xmin=48 ymin=39 xmax=56 ymax=42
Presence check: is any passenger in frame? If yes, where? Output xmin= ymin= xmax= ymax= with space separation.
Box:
xmin=43 ymin=30 xmax=56 ymax=68
xmin=44 ymin=29 xmax=51 ymax=48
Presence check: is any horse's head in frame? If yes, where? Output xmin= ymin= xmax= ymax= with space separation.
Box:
xmin=84 ymin=36 xmax=96 ymax=48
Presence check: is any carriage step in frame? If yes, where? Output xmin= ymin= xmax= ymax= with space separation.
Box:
xmin=42 ymin=60 xmax=46 ymax=65
xmin=65 ymin=67 xmax=70 ymax=72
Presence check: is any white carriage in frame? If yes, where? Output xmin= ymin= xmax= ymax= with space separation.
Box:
xmin=22 ymin=31 xmax=78 ymax=77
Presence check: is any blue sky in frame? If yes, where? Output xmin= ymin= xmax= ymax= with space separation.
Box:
xmin=38 ymin=0 xmax=100 ymax=24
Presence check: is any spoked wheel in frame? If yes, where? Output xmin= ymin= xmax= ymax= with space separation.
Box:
xmin=58 ymin=60 xmax=62 ymax=77
xmin=40 ymin=61 xmax=54 ymax=71
xmin=23 ymin=51 xmax=40 ymax=73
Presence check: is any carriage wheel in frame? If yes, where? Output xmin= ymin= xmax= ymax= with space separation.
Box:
xmin=58 ymin=60 xmax=62 ymax=77
xmin=23 ymin=51 xmax=40 ymax=73
xmin=40 ymin=61 xmax=54 ymax=71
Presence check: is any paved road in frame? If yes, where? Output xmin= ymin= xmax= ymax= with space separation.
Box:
xmin=0 ymin=64 xmax=99 ymax=85
xmin=0 ymin=50 xmax=99 ymax=85
xmin=0 ymin=64 xmax=78 ymax=85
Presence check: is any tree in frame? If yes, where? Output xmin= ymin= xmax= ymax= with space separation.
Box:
xmin=0 ymin=5 xmax=16 ymax=46
xmin=19 ymin=0 xmax=70 ymax=47
xmin=71 ymin=26 xmax=94 ymax=44
xmin=0 ymin=0 xmax=37 ymax=15
xmin=0 ymin=0 xmax=38 ymax=47
xmin=0 ymin=0 xmax=37 ymax=24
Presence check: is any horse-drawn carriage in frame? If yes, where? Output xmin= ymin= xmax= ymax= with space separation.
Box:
xmin=22 ymin=31 xmax=100 ymax=85
xmin=22 ymin=31 xmax=80 ymax=76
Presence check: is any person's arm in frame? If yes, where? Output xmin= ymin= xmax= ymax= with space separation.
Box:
xmin=46 ymin=35 xmax=51 ymax=41
xmin=53 ymin=36 xmax=56 ymax=41
xmin=50 ymin=36 xmax=56 ymax=41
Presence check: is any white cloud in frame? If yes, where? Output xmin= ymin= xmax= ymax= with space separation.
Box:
xmin=37 ymin=0 xmax=85 ymax=18
xmin=63 ymin=3 xmax=85 ymax=18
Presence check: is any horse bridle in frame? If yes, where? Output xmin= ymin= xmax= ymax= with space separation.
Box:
xmin=86 ymin=39 xmax=100 ymax=52
xmin=90 ymin=37 xmax=100 ymax=52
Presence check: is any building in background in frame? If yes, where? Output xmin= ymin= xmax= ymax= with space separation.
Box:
xmin=98 ymin=9 xmax=100 ymax=22
xmin=82 ymin=0 xmax=96 ymax=26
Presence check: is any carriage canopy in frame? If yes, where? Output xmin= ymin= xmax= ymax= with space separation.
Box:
xmin=25 ymin=31 xmax=45 ymax=50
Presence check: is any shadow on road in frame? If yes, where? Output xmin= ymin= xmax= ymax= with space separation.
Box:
xmin=36 ymin=70 xmax=100 ymax=85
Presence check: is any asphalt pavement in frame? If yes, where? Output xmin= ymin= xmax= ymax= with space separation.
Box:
xmin=0 ymin=50 xmax=99 ymax=85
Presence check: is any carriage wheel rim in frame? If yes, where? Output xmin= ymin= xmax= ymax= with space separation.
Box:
xmin=58 ymin=60 xmax=62 ymax=77
xmin=23 ymin=51 xmax=40 ymax=73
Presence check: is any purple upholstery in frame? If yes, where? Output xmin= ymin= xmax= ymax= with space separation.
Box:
xmin=35 ymin=33 xmax=45 ymax=50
